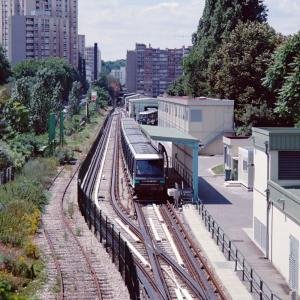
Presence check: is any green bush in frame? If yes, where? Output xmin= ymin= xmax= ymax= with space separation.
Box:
xmin=55 ymin=148 xmax=75 ymax=165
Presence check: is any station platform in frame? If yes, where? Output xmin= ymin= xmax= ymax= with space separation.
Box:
xmin=183 ymin=155 xmax=292 ymax=300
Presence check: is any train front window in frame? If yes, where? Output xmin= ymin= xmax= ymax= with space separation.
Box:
xmin=136 ymin=160 xmax=164 ymax=177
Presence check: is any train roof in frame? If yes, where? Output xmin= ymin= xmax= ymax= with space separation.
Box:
xmin=121 ymin=118 xmax=162 ymax=159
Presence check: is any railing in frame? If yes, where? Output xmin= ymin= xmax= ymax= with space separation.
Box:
xmin=77 ymin=111 xmax=140 ymax=300
xmin=0 ymin=167 xmax=14 ymax=185
xmin=197 ymin=203 xmax=282 ymax=300
xmin=78 ymin=187 xmax=139 ymax=300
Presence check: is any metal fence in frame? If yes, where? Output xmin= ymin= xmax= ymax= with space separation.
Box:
xmin=197 ymin=203 xmax=281 ymax=300
xmin=77 ymin=111 xmax=140 ymax=300
xmin=78 ymin=187 xmax=139 ymax=300
xmin=0 ymin=167 xmax=14 ymax=185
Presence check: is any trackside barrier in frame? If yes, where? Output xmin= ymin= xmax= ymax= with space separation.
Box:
xmin=197 ymin=203 xmax=282 ymax=300
xmin=0 ymin=167 xmax=14 ymax=185
xmin=78 ymin=187 xmax=139 ymax=300
xmin=77 ymin=111 xmax=140 ymax=300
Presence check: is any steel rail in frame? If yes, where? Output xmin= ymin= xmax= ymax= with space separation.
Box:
xmin=134 ymin=202 xmax=171 ymax=300
xmin=110 ymin=114 xmax=167 ymax=300
xmin=161 ymin=202 xmax=227 ymax=299
xmin=43 ymin=124 xmax=111 ymax=299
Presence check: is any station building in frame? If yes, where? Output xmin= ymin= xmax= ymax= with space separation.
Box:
xmin=252 ymin=127 xmax=300 ymax=293
xmin=156 ymin=96 xmax=234 ymax=186
xmin=127 ymin=98 xmax=158 ymax=121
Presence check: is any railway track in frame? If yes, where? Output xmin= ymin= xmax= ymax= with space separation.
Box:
xmin=40 ymin=112 xmax=123 ymax=300
xmin=107 ymin=110 xmax=224 ymax=299
xmin=42 ymin=163 xmax=103 ymax=299
xmin=74 ymin=108 xmax=226 ymax=299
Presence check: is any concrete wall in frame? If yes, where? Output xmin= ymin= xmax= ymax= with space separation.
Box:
xmin=254 ymin=145 xmax=300 ymax=292
xmin=253 ymin=147 xmax=268 ymax=252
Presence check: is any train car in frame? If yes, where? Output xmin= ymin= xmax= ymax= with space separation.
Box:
xmin=138 ymin=109 xmax=158 ymax=125
xmin=121 ymin=118 xmax=165 ymax=195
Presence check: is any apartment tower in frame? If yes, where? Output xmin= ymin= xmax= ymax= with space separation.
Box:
xmin=0 ymin=0 xmax=78 ymax=67
xmin=85 ymin=43 xmax=101 ymax=83
xmin=126 ymin=43 xmax=190 ymax=97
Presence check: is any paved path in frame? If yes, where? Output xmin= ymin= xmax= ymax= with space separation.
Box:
xmin=193 ymin=156 xmax=291 ymax=299
xmin=183 ymin=204 xmax=253 ymax=300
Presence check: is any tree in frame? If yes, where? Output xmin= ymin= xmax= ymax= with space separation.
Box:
xmin=208 ymin=21 xmax=282 ymax=134
xmin=4 ymin=100 xmax=30 ymax=133
xmin=96 ymin=87 xmax=109 ymax=109
xmin=30 ymin=72 xmax=60 ymax=134
xmin=69 ymin=81 xmax=82 ymax=115
xmin=167 ymin=77 xmax=185 ymax=96
xmin=0 ymin=46 xmax=11 ymax=85
xmin=101 ymin=60 xmax=126 ymax=76
xmin=11 ymin=77 xmax=33 ymax=107
xmin=264 ymin=32 xmax=300 ymax=124
xmin=12 ymin=58 xmax=78 ymax=101
xmin=0 ymin=142 xmax=13 ymax=170
xmin=183 ymin=0 xmax=267 ymax=96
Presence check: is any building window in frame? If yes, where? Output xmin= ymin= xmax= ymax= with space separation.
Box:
xmin=278 ymin=151 xmax=300 ymax=180
xmin=190 ymin=109 xmax=202 ymax=122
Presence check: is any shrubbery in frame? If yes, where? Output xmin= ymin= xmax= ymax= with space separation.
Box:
xmin=0 ymin=158 xmax=57 ymax=298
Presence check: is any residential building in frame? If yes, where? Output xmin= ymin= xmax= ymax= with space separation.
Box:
xmin=110 ymin=66 xmax=126 ymax=86
xmin=126 ymin=50 xmax=136 ymax=93
xmin=85 ymin=43 xmax=101 ymax=83
xmin=252 ymin=127 xmax=300 ymax=294
xmin=1 ymin=0 xmax=78 ymax=67
xmin=78 ymin=34 xmax=85 ymax=80
xmin=126 ymin=43 xmax=190 ymax=97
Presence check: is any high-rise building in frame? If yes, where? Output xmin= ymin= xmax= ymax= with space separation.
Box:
xmin=78 ymin=34 xmax=86 ymax=80
xmin=0 ymin=0 xmax=78 ymax=67
xmin=110 ymin=66 xmax=126 ymax=86
xmin=126 ymin=43 xmax=190 ymax=97
xmin=126 ymin=50 xmax=136 ymax=93
xmin=85 ymin=43 xmax=101 ymax=83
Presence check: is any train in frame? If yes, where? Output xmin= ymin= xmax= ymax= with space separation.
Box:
xmin=120 ymin=118 xmax=165 ymax=195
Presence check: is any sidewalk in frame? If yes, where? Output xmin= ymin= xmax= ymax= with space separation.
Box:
xmin=188 ymin=156 xmax=291 ymax=299
xmin=182 ymin=205 xmax=253 ymax=300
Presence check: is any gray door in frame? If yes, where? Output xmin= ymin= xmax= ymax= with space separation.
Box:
xmin=289 ymin=235 xmax=299 ymax=291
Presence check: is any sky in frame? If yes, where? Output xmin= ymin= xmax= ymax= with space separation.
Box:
xmin=78 ymin=0 xmax=300 ymax=61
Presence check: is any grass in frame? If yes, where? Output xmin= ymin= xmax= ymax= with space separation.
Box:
xmin=0 ymin=158 xmax=58 ymax=299
xmin=211 ymin=164 xmax=225 ymax=175
xmin=61 ymin=105 xmax=110 ymax=158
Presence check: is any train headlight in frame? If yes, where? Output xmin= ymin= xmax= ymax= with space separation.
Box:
xmin=159 ymin=179 xmax=165 ymax=184
xmin=134 ymin=179 xmax=140 ymax=185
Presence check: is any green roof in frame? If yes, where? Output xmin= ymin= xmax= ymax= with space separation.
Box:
xmin=269 ymin=181 xmax=300 ymax=224
xmin=141 ymin=125 xmax=199 ymax=145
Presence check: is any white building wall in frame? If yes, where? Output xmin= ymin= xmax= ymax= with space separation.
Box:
xmin=157 ymin=98 xmax=234 ymax=155
xmin=253 ymin=147 xmax=268 ymax=252
xmin=271 ymin=205 xmax=300 ymax=290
